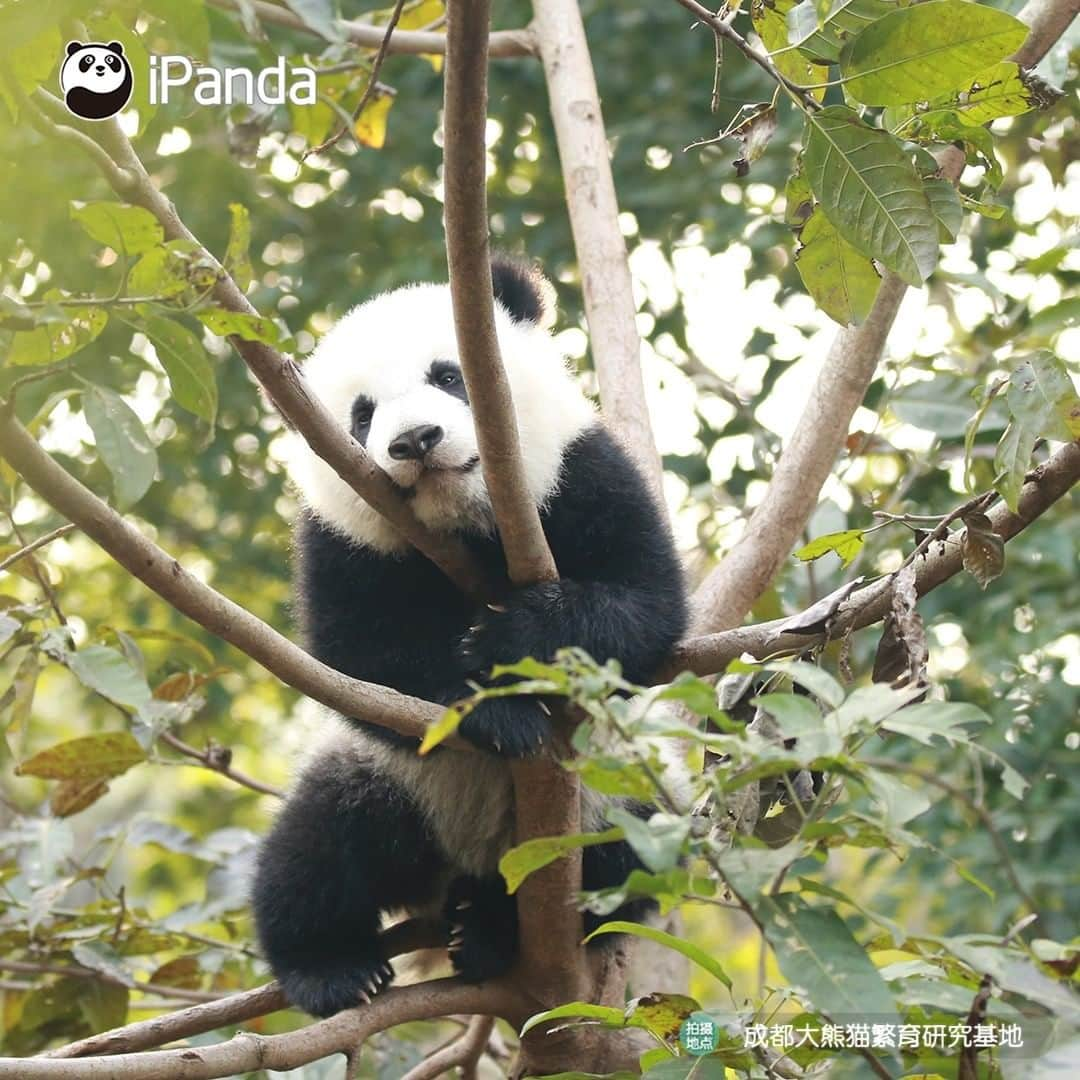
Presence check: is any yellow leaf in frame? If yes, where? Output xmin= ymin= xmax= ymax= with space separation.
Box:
xmin=397 ymin=0 xmax=445 ymax=72
xmin=354 ymin=92 xmax=394 ymax=149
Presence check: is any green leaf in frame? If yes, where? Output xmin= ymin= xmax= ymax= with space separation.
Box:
xmin=627 ymin=993 xmax=701 ymax=1042
xmin=940 ymin=61 xmax=1053 ymax=126
xmin=767 ymin=661 xmax=846 ymax=709
xmin=520 ymin=1001 xmax=630 ymax=1037
xmin=606 ymin=807 xmax=689 ymax=874
xmin=755 ymin=894 xmax=900 ymax=1023
xmin=225 ymin=203 xmax=254 ymax=292
xmin=66 ymin=645 xmax=153 ymax=711
xmin=892 ymin=376 xmax=979 ymax=436
xmin=995 ymin=352 xmax=1080 ymax=510
xmin=418 ymin=703 xmax=466 ymax=754
xmin=16 ymin=732 xmax=146 ymax=782
xmin=787 ymin=0 xmax=896 ymax=65
xmin=8 ymin=307 xmax=108 ymax=367
xmin=70 ymin=203 xmax=164 ymax=255
xmin=72 ymin=941 xmax=137 ymax=986
xmin=840 ymin=0 xmax=1029 ymax=107
xmin=803 ymin=106 xmax=938 ymax=286
xmin=924 ymin=178 xmax=963 ymax=242
xmin=585 ymin=921 xmax=733 ymax=989
xmin=140 ymin=315 xmax=218 ymax=423
xmin=197 ymin=308 xmax=282 ymax=345
xmin=82 ymin=384 xmax=158 ymax=509
xmin=753 ymin=0 xmax=829 ymax=101
xmin=795 ymin=209 xmax=881 ymax=326
xmin=0 ymin=26 xmax=61 ymax=118
xmin=499 ymin=828 xmax=624 ymax=894
xmin=127 ymin=241 xmax=199 ymax=299
xmin=644 ymin=1060 xmax=728 ymax=1080
xmin=879 ymin=700 xmax=989 ymax=745
xmin=793 ymin=528 xmax=865 ymax=568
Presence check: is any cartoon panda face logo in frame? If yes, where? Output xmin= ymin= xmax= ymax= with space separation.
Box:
xmin=60 ymin=41 xmax=133 ymax=121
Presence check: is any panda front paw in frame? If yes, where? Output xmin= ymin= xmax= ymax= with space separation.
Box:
xmin=277 ymin=952 xmax=395 ymax=1018
xmin=458 ymin=583 xmax=567 ymax=674
xmin=458 ymin=696 xmax=551 ymax=758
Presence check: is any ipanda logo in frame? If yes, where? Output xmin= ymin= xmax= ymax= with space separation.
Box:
xmin=60 ymin=41 xmax=134 ymax=121
xmin=61 ymin=40 xmax=315 ymax=120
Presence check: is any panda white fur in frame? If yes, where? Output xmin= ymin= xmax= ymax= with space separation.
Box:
xmin=60 ymin=41 xmax=133 ymax=121
xmin=253 ymin=258 xmax=688 ymax=1017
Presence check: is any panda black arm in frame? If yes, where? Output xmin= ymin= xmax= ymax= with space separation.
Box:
xmin=295 ymin=513 xmax=473 ymax=702
xmin=462 ymin=425 xmax=687 ymax=684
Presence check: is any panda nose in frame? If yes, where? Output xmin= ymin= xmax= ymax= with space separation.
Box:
xmin=95 ymin=66 xmax=105 ymax=74
xmin=388 ymin=425 xmax=444 ymax=461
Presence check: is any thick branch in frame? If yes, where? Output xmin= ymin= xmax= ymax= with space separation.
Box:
xmin=207 ymin=0 xmax=536 ymax=57
xmin=41 ymin=919 xmax=447 ymax=1060
xmin=29 ymin=89 xmax=493 ymax=603
xmin=2 ymin=980 xmax=511 ymax=1079
xmin=0 ymin=409 xmax=465 ymax=749
xmin=442 ymin=0 xmax=585 ymax=1048
xmin=443 ymin=0 xmax=557 ymax=588
xmin=667 ymin=440 xmax=1079 ymax=678
xmin=690 ymin=275 xmax=908 ymax=632
xmin=531 ymin=0 xmax=664 ymax=501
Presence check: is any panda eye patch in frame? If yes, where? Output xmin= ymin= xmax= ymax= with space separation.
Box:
xmin=80 ymin=55 xmax=95 ymax=71
xmin=350 ymin=396 xmax=376 ymax=444
xmin=428 ymin=361 xmax=468 ymax=401
xmin=106 ymin=55 xmax=121 ymax=71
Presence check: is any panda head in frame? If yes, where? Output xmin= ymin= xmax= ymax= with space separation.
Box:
xmin=60 ymin=41 xmax=133 ymax=121
xmin=283 ymin=258 xmax=597 ymax=550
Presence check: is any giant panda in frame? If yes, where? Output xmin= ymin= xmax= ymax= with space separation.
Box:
xmin=252 ymin=258 xmax=688 ymax=1018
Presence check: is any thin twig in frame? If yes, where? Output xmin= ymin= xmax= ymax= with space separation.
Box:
xmin=0 ymin=959 xmax=225 ymax=1005
xmin=301 ymin=0 xmax=407 ymax=161
xmin=0 ymin=523 xmax=77 ymax=573
xmin=158 ymin=731 xmax=283 ymax=797
xmin=673 ymin=0 xmax=821 ymax=111
xmin=4 ymin=510 xmax=66 ymax=624
xmin=400 ymin=1015 xmax=495 ymax=1080
xmin=206 ymin=0 xmax=535 ymax=57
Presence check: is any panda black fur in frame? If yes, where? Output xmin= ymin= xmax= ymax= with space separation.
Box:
xmin=253 ymin=258 xmax=688 ymax=1018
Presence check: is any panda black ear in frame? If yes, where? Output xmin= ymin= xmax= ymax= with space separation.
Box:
xmin=106 ymin=41 xmax=124 ymax=55
xmin=490 ymin=254 xmax=549 ymax=326
xmin=66 ymin=41 xmax=83 ymax=56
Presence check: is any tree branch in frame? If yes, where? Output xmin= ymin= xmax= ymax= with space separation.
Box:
xmin=0 ymin=523 xmax=77 ymax=573
xmin=531 ymin=0 xmax=665 ymax=501
xmin=666 ymin=440 xmax=1079 ymax=678
xmin=400 ymin=1014 xmax=494 ymax=1080
xmin=158 ymin=731 xmax=283 ymax=798
xmin=206 ymin=0 xmax=536 ymax=57
xmin=39 ymin=919 xmax=448 ymax=1060
xmin=28 ymin=88 xmax=494 ymax=604
xmin=444 ymin=0 xmax=557 ymax=588
xmin=0 ymin=960 xmax=223 ymax=1006
xmin=689 ymin=0 xmax=1071 ymax=634
xmin=690 ymin=274 xmax=909 ymax=632
xmin=673 ymin=0 xmax=822 ymax=111
xmin=2 ymin=980 xmax=513 ymax=1079
xmin=442 ymin=1 xmax=586 ymax=1059
xmin=0 ymin=408 xmax=466 ymax=749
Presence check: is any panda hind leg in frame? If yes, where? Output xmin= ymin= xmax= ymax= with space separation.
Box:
xmin=253 ymin=747 xmax=445 ymax=1017
xmin=444 ymin=874 xmax=519 ymax=983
